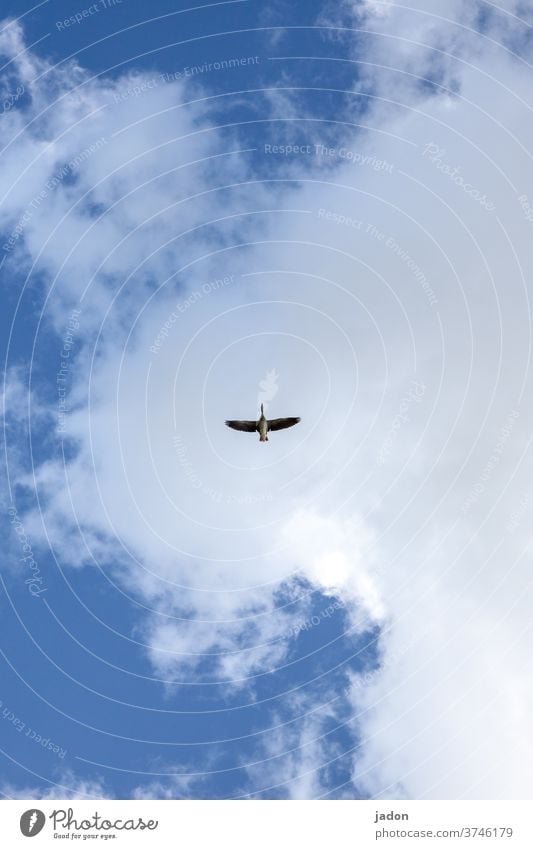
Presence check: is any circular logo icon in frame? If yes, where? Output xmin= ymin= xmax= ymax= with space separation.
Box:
xmin=20 ymin=810 xmax=46 ymax=837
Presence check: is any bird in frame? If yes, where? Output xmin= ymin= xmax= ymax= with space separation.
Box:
xmin=225 ymin=403 xmax=300 ymax=442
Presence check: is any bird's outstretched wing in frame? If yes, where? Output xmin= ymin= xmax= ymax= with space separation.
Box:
xmin=267 ymin=417 xmax=301 ymax=431
xmin=225 ymin=420 xmax=257 ymax=432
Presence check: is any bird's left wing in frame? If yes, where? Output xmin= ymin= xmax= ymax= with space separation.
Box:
xmin=267 ymin=417 xmax=301 ymax=431
xmin=225 ymin=420 xmax=257 ymax=432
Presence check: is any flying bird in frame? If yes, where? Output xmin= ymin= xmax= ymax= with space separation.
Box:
xmin=225 ymin=403 xmax=300 ymax=442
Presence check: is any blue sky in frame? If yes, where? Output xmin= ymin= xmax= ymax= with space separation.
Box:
xmin=1 ymin=0 xmax=533 ymax=800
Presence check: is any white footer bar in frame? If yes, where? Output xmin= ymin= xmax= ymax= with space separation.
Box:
xmin=2 ymin=800 xmax=532 ymax=848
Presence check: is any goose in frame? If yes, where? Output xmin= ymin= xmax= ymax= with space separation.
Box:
xmin=225 ymin=403 xmax=300 ymax=442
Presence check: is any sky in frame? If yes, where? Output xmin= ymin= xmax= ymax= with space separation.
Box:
xmin=1 ymin=0 xmax=533 ymax=801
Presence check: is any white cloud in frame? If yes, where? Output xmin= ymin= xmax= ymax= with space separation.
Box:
xmin=282 ymin=510 xmax=384 ymax=624
xmin=1 ymin=367 xmax=30 ymax=424
xmin=131 ymin=773 xmax=200 ymax=800
xmin=1 ymin=769 xmax=110 ymax=800
xmin=1 ymin=18 xmax=377 ymax=699
xmin=142 ymin=600 xmax=304 ymax=685
xmin=242 ymin=697 xmax=345 ymax=799
xmin=292 ymin=3 xmax=533 ymax=799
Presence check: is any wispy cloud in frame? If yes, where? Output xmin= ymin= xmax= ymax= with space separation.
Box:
xmin=0 ymin=769 xmax=111 ymax=800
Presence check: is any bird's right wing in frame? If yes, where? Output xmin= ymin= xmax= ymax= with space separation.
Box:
xmin=267 ymin=417 xmax=301 ymax=431
xmin=225 ymin=420 xmax=257 ymax=432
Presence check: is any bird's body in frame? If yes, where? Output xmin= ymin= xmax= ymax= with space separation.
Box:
xmin=225 ymin=403 xmax=300 ymax=442
xmin=258 ymin=413 xmax=269 ymax=442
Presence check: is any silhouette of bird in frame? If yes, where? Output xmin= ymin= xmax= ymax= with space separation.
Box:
xmin=225 ymin=403 xmax=300 ymax=442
